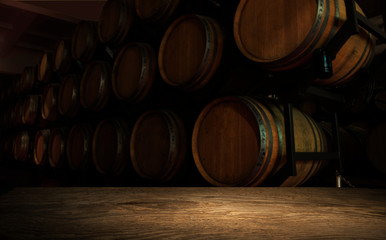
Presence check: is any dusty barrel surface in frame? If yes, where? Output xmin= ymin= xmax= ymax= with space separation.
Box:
xmin=158 ymin=14 xmax=224 ymax=91
xmin=135 ymin=0 xmax=180 ymax=23
xmin=48 ymin=128 xmax=68 ymax=168
xmin=192 ymin=96 xmax=327 ymax=187
xmin=112 ymin=42 xmax=156 ymax=103
xmin=98 ymin=0 xmax=135 ymax=46
xmin=13 ymin=131 xmax=30 ymax=162
xmin=33 ymin=129 xmax=51 ymax=166
xmin=80 ymin=61 xmax=111 ymax=112
xmin=66 ymin=123 xmax=94 ymax=171
xmin=233 ymin=0 xmax=374 ymax=86
xmin=92 ymin=118 xmax=131 ymax=176
xmin=130 ymin=110 xmax=186 ymax=182
xmin=71 ymin=21 xmax=99 ymax=63
xmin=41 ymin=83 xmax=60 ymax=121
xmin=58 ymin=75 xmax=81 ymax=118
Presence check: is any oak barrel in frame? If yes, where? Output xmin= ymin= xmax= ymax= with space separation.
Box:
xmin=130 ymin=110 xmax=186 ymax=182
xmin=192 ymin=96 xmax=327 ymax=187
xmin=66 ymin=123 xmax=94 ymax=171
xmin=22 ymin=95 xmax=40 ymax=126
xmin=71 ymin=21 xmax=99 ymax=63
xmin=135 ymin=0 xmax=180 ymax=23
xmin=58 ymin=74 xmax=81 ymax=118
xmin=38 ymin=52 xmax=53 ymax=83
xmin=33 ymin=129 xmax=51 ymax=166
xmin=48 ymin=128 xmax=68 ymax=168
xmin=13 ymin=131 xmax=30 ymax=162
xmin=20 ymin=66 xmax=37 ymax=94
xmin=54 ymin=40 xmax=72 ymax=74
xmin=92 ymin=118 xmax=130 ymax=176
xmin=98 ymin=0 xmax=135 ymax=46
xmin=233 ymin=0 xmax=374 ymax=86
xmin=41 ymin=83 xmax=60 ymax=121
xmin=158 ymin=14 xmax=224 ymax=91
xmin=80 ymin=61 xmax=112 ymax=112
xmin=112 ymin=42 xmax=156 ymax=103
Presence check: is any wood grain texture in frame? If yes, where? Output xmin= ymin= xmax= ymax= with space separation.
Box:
xmin=234 ymin=0 xmax=375 ymax=86
xmin=58 ymin=75 xmax=81 ymax=118
xmin=135 ymin=0 xmax=180 ymax=23
xmin=0 ymin=187 xmax=385 ymax=239
xmin=158 ymin=14 xmax=223 ymax=91
xmin=130 ymin=110 xmax=186 ymax=182
xmin=80 ymin=61 xmax=112 ymax=112
xmin=112 ymin=42 xmax=156 ymax=103
xmin=192 ymin=97 xmax=327 ymax=187
xmin=98 ymin=0 xmax=135 ymax=46
xmin=71 ymin=21 xmax=98 ymax=63
xmin=54 ymin=40 xmax=72 ymax=74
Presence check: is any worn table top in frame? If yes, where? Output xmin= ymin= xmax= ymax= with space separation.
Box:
xmin=0 ymin=187 xmax=385 ymax=239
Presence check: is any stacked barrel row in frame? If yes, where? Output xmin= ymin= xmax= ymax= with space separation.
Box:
xmin=1 ymin=0 xmax=385 ymax=187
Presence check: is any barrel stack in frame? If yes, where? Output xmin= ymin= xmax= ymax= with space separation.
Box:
xmin=1 ymin=0 xmax=385 ymax=187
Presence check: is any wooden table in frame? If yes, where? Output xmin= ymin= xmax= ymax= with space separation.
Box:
xmin=0 ymin=187 xmax=385 ymax=239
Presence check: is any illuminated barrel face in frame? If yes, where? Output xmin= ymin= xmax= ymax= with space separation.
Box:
xmin=233 ymin=0 xmax=375 ymax=86
xmin=192 ymin=96 xmax=327 ymax=187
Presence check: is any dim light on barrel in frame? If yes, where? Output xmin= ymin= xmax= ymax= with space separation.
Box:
xmin=192 ymin=96 xmax=327 ymax=187
xmin=233 ymin=0 xmax=374 ymax=86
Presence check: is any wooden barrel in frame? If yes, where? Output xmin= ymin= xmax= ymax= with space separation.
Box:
xmin=112 ymin=42 xmax=156 ymax=103
xmin=20 ymin=66 xmax=37 ymax=94
xmin=67 ymin=123 xmax=94 ymax=171
xmin=192 ymin=96 xmax=327 ymax=187
xmin=58 ymin=74 xmax=81 ymax=118
xmin=135 ymin=0 xmax=180 ymax=24
xmin=158 ymin=14 xmax=224 ymax=91
xmin=71 ymin=21 xmax=99 ymax=63
xmin=33 ymin=129 xmax=50 ymax=166
xmin=38 ymin=52 xmax=53 ymax=83
xmin=22 ymin=95 xmax=40 ymax=125
xmin=14 ymin=100 xmax=25 ymax=126
xmin=41 ymin=83 xmax=60 ymax=121
xmin=366 ymin=122 xmax=386 ymax=175
xmin=13 ymin=131 xmax=30 ymax=162
xmin=48 ymin=128 xmax=68 ymax=168
xmin=80 ymin=61 xmax=111 ymax=111
xmin=98 ymin=0 xmax=135 ymax=46
xmin=92 ymin=118 xmax=130 ymax=176
xmin=54 ymin=40 xmax=72 ymax=74
xmin=233 ymin=0 xmax=374 ymax=86
xmin=130 ymin=110 xmax=186 ymax=182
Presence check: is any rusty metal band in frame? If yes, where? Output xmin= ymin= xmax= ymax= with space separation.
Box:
xmin=160 ymin=110 xmax=178 ymax=179
xmin=184 ymin=15 xmax=214 ymax=89
xmin=238 ymin=96 xmax=273 ymax=185
xmin=131 ymin=43 xmax=151 ymax=101
xmin=111 ymin=119 xmax=125 ymax=175
xmin=97 ymin=62 xmax=107 ymax=110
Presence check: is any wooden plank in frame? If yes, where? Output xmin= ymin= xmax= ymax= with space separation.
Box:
xmin=0 ymin=188 xmax=385 ymax=239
